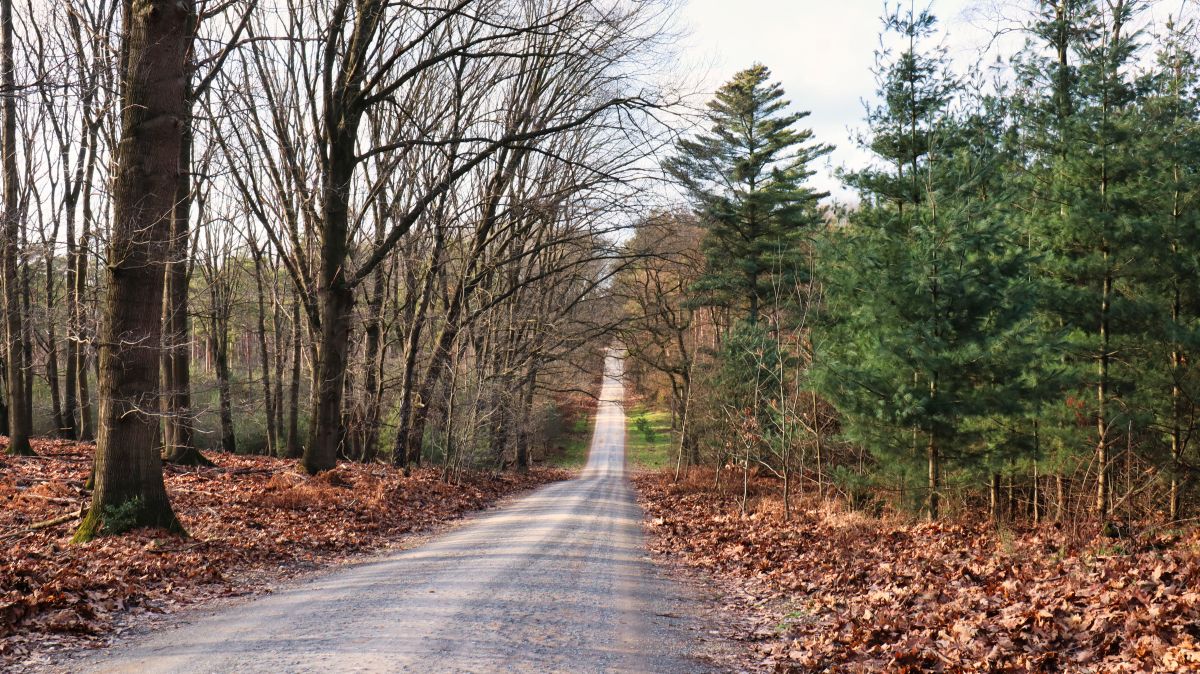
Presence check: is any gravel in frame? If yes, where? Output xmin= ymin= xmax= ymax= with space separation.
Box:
xmin=73 ymin=355 xmax=717 ymax=673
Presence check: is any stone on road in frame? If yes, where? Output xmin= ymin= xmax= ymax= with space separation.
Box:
xmin=77 ymin=353 xmax=711 ymax=673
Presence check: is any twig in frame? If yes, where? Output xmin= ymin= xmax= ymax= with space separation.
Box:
xmin=30 ymin=507 xmax=85 ymax=531
xmin=17 ymin=494 xmax=78 ymax=505
xmin=223 ymin=467 xmax=276 ymax=476
xmin=0 ymin=506 xmax=87 ymax=540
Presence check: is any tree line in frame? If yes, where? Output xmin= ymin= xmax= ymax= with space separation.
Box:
xmin=621 ymin=0 xmax=1200 ymax=525
xmin=0 ymin=0 xmax=675 ymax=539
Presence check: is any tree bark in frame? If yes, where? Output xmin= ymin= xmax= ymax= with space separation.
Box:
xmin=990 ymin=471 xmax=1002 ymax=522
xmin=0 ymin=354 xmax=8 ymax=436
xmin=303 ymin=92 xmax=361 ymax=473
xmin=1096 ymin=252 xmax=1111 ymax=518
xmin=358 ymin=221 xmax=387 ymax=463
xmin=76 ymin=158 xmax=95 ymax=442
xmin=44 ymin=262 xmax=66 ymax=436
xmin=162 ymin=106 xmax=211 ymax=466
xmin=1 ymin=0 xmax=32 ymax=456
xmin=74 ymin=0 xmax=192 ymax=542
xmin=515 ymin=366 xmax=537 ymax=471
xmin=252 ymin=244 xmax=276 ymax=455
xmin=285 ymin=297 xmax=302 ymax=458
xmin=211 ymin=279 xmax=236 ymax=455
xmin=927 ymin=432 xmax=939 ymax=521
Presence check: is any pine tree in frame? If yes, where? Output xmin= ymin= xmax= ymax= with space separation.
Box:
xmin=1130 ymin=16 xmax=1200 ymax=520
xmin=664 ymin=64 xmax=831 ymax=323
xmin=1014 ymin=0 xmax=1150 ymax=519
xmin=813 ymin=7 xmax=1044 ymax=520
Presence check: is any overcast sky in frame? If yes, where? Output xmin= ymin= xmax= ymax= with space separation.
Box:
xmin=675 ymin=0 xmax=994 ymax=201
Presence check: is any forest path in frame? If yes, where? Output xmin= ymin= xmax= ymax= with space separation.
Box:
xmin=77 ymin=352 xmax=711 ymax=673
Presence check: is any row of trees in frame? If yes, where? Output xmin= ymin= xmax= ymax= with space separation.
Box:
xmin=0 ymin=0 xmax=676 ymax=538
xmin=622 ymin=0 xmax=1200 ymax=524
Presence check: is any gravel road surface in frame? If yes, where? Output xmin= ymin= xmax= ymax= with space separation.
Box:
xmin=74 ymin=353 xmax=713 ymax=673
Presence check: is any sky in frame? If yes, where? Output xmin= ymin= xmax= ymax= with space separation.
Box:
xmin=675 ymin=0 xmax=995 ymax=201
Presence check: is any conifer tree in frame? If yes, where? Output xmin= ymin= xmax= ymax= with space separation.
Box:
xmin=813 ymin=7 xmax=1043 ymax=520
xmin=664 ymin=64 xmax=831 ymax=323
xmin=1014 ymin=0 xmax=1150 ymax=518
xmin=1131 ymin=16 xmax=1200 ymax=520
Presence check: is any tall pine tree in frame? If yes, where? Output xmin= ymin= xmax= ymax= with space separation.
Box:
xmin=814 ymin=7 xmax=1044 ymax=520
xmin=1131 ymin=15 xmax=1200 ymax=520
xmin=665 ymin=64 xmax=831 ymax=323
xmin=1014 ymin=0 xmax=1150 ymax=518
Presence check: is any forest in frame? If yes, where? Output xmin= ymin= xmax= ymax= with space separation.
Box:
xmin=2 ymin=0 xmax=1200 ymax=671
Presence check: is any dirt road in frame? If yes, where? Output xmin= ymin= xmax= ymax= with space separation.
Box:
xmin=74 ymin=353 xmax=712 ymax=673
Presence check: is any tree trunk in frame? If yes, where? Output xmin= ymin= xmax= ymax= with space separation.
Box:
xmin=392 ymin=233 xmax=444 ymax=468
xmin=1 ymin=0 xmax=32 ymax=456
xmin=44 ymin=266 xmax=66 ymax=436
xmin=252 ymin=246 xmax=276 ymax=455
xmin=359 ymin=223 xmax=386 ymax=462
xmin=1055 ymin=474 xmax=1066 ymax=522
xmin=1170 ymin=244 xmax=1184 ymax=520
xmin=1096 ymin=255 xmax=1111 ymax=518
xmin=927 ymin=431 xmax=939 ymax=521
xmin=515 ymin=367 xmax=536 ymax=471
xmin=214 ymin=303 xmax=236 ymax=455
xmin=272 ymin=284 xmax=285 ymax=452
xmin=63 ymin=160 xmax=80 ymax=440
xmin=162 ymin=113 xmax=210 ymax=467
xmin=990 ymin=471 xmax=1002 ymax=522
xmin=0 ymin=354 xmax=8 ymax=436
xmin=74 ymin=0 xmax=192 ymax=542
xmin=76 ymin=172 xmax=94 ymax=442
xmin=285 ymin=297 xmax=302 ymax=458
xmin=304 ymin=118 xmax=358 ymax=474
xmin=1032 ymin=460 xmax=1041 ymax=525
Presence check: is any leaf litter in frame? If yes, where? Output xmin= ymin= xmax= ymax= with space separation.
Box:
xmin=0 ymin=438 xmax=567 ymax=667
xmin=633 ymin=470 xmax=1200 ymax=673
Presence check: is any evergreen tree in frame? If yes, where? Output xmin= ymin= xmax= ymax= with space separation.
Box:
xmin=1014 ymin=0 xmax=1150 ymax=518
xmin=813 ymin=7 xmax=1044 ymax=520
xmin=1130 ymin=16 xmax=1200 ymax=520
xmin=664 ymin=64 xmax=831 ymax=323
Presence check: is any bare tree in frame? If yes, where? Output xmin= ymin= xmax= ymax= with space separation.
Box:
xmin=74 ymin=0 xmax=194 ymax=541
xmin=1 ymin=0 xmax=31 ymax=456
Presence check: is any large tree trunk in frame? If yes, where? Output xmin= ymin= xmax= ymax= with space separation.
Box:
xmin=73 ymin=0 xmax=192 ymax=542
xmin=1 ymin=0 xmax=30 ymax=456
xmin=304 ymin=140 xmax=356 ymax=474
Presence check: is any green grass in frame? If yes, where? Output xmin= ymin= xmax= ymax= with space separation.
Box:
xmin=625 ymin=405 xmax=675 ymax=470
xmin=548 ymin=416 xmax=593 ymax=469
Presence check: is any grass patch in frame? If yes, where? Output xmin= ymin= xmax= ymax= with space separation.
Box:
xmin=625 ymin=405 xmax=675 ymax=470
xmin=548 ymin=416 xmax=593 ymax=469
